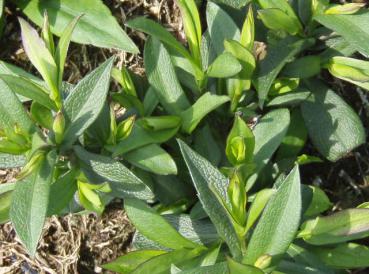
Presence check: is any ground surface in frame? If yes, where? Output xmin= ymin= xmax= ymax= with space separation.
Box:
xmin=1 ymin=0 xmax=369 ymax=273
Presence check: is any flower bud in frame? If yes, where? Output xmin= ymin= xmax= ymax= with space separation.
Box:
xmin=53 ymin=111 xmax=65 ymax=144
xmin=254 ymin=254 xmax=272 ymax=269
xmin=116 ymin=116 xmax=135 ymax=141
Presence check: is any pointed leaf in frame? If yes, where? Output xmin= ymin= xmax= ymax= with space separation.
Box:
xmin=207 ymin=52 xmax=242 ymax=78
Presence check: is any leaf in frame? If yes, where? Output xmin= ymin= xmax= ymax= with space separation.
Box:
xmin=55 ymin=15 xmax=82 ymax=86
xmin=0 ymin=78 xmax=34 ymax=137
xmin=124 ymin=144 xmax=178 ymax=176
xmin=211 ymin=0 xmax=251 ymax=8
xmin=258 ymin=8 xmax=302 ymax=35
xmin=311 ymin=243 xmax=369 ymax=269
xmin=254 ymin=37 xmax=313 ymax=107
xmin=0 ymin=75 xmax=56 ymax=110
xmin=9 ymin=150 xmax=56 ymax=256
xmin=131 ymin=248 xmax=204 ymax=274
xmin=206 ymin=2 xmax=240 ymax=54
xmin=47 ymin=169 xmax=77 ymax=216
xmin=228 ymin=258 xmax=264 ymax=274
xmin=103 ymin=250 xmax=167 ymax=273
xmin=178 ymin=140 xmax=242 ymax=259
xmin=194 ymin=124 xmax=222 ymax=166
xmin=0 ymin=60 xmax=43 ymax=85
xmin=314 ymin=11 xmax=369 ymax=56
xmin=62 ymin=57 xmax=114 ymax=148
xmin=244 ymin=165 xmax=301 ymax=265
xmin=144 ymin=38 xmax=190 ymax=115
xmin=18 ymin=18 xmax=59 ymax=102
xmin=30 ymin=102 xmax=53 ymax=130
xmin=277 ymin=260 xmax=328 ymax=274
xmin=0 ymin=191 xmax=12 ymax=224
xmin=109 ymin=123 xmax=179 ymax=156
xmin=125 ymin=199 xmax=201 ymax=250
xmin=282 ymin=56 xmax=321 ymax=79
xmin=303 ymin=186 xmax=332 ymax=217
xmin=207 ymin=52 xmax=242 ymax=78
xmin=0 ymin=154 xmax=26 ymax=169
xmin=299 ymin=208 xmax=369 ymax=245
xmin=74 ymin=146 xmax=154 ymax=200
xmin=127 ymin=17 xmax=191 ymax=61
xmin=181 ymin=92 xmax=229 ymax=134
xmin=15 ymin=0 xmax=138 ymax=53
xmin=266 ymin=91 xmax=311 ymax=107
xmin=252 ymin=108 xmax=290 ymax=173
xmin=301 ymin=80 xmax=365 ymax=161
xmin=178 ymin=262 xmax=229 ymax=274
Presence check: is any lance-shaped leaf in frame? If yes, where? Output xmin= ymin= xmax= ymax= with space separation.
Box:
xmin=301 ymin=80 xmax=365 ymax=162
xmin=178 ymin=140 xmax=242 ymax=259
xmin=177 ymin=0 xmax=202 ymax=64
xmin=74 ymin=146 xmax=154 ymax=200
xmin=240 ymin=6 xmax=254 ymax=51
xmin=206 ymin=2 xmax=240 ymax=54
xmin=144 ymin=38 xmax=190 ymax=115
xmin=299 ymin=208 xmax=369 ymax=245
xmin=62 ymin=57 xmax=114 ymax=148
xmin=180 ymin=92 xmax=230 ymax=134
xmin=0 ymin=78 xmax=34 ymax=137
xmin=15 ymin=0 xmax=138 ymax=53
xmin=0 ymin=75 xmax=56 ymax=110
xmin=211 ymin=0 xmax=250 ymax=8
xmin=124 ymin=144 xmax=178 ymax=176
xmin=311 ymin=243 xmax=369 ymax=269
xmin=55 ymin=15 xmax=82 ymax=86
xmin=0 ymin=60 xmax=43 ymax=85
xmin=19 ymin=18 xmax=58 ymax=102
xmin=9 ymin=150 xmax=56 ymax=256
xmin=258 ymin=8 xmax=302 ymax=35
xmin=254 ymin=37 xmax=313 ymax=107
xmin=243 ymin=165 xmax=301 ymax=266
xmin=207 ymin=52 xmax=242 ymax=78
xmin=315 ymin=11 xmax=369 ymax=56
xmin=125 ymin=198 xmax=201 ymax=250
xmin=103 ymin=250 xmax=167 ymax=273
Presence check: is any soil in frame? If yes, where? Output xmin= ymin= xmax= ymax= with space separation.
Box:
xmin=1 ymin=0 xmax=369 ymax=273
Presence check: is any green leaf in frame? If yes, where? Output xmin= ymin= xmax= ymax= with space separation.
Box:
xmin=282 ymin=56 xmax=321 ymax=79
xmin=258 ymin=8 xmax=302 ymax=35
xmin=103 ymin=250 xmax=167 ymax=273
xmin=127 ymin=17 xmax=191 ymax=61
xmin=194 ymin=124 xmax=222 ymax=166
xmin=62 ymin=57 xmax=114 ymax=148
xmin=144 ymin=38 xmax=190 ymax=115
xmin=301 ymin=80 xmax=365 ymax=161
xmin=311 ymin=243 xmax=369 ymax=269
xmin=0 ymin=78 xmax=34 ymax=137
xmin=133 ymin=214 xmax=219 ymax=250
xmin=228 ymin=258 xmax=264 ymax=274
xmin=314 ymin=11 xmax=369 ymax=56
xmin=207 ymin=52 xmax=242 ymax=78
xmin=74 ymin=146 xmax=154 ymax=200
xmin=253 ymin=109 xmax=290 ymax=172
xmin=276 ymin=109 xmax=307 ymax=160
xmin=30 ymin=102 xmax=53 ymax=129
xmin=0 ymin=75 xmax=56 ymax=110
xmin=131 ymin=248 xmax=204 ymax=274
xmin=125 ymin=199 xmax=201 ymax=250
xmin=109 ymin=123 xmax=179 ymax=156
xmin=15 ymin=0 xmax=138 ymax=53
xmin=245 ymin=188 xmax=275 ymax=232
xmin=55 ymin=15 xmax=82 ymax=86
xmin=299 ymin=208 xmax=369 ymax=245
xmin=254 ymin=37 xmax=313 ymax=107
xmin=211 ymin=0 xmax=251 ymax=9
xmin=244 ymin=165 xmax=301 ymax=265
xmin=178 ymin=140 xmax=242 ymax=259
xmin=19 ymin=18 xmax=59 ymax=106
xmin=0 ymin=60 xmax=43 ymax=86
xmin=206 ymin=2 xmax=240 ymax=54
xmin=47 ymin=169 xmax=77 ymax=216
xmin=304 ymin=186 xmax=332 ymax=217
xmin=181 ymin=92 xmax=229 ymax=134
xmin=124 ymin=144 xmax=178 ymax=176
xmin=240 ymin=6 xmax=255 ymax=51
xmin=178 ymin=262 xmax=229 ymax=274
xmin=276 ymin=260 xmax=328 ymax=274
xmin=9 ymin=150 xmax=56 ymax=256
xmin=177 ymin=0 xmax=202 ymax=64
xmin=0 ymin=190 xmax=12 ymax=224
xmin=0 ymin=153 xmax=26 ymax=168
xmin=266 ymin=91 xmax=311 ymax=107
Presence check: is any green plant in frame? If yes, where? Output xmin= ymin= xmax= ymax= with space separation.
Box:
xmin=1 ymin=0 xmax=369 ymax=272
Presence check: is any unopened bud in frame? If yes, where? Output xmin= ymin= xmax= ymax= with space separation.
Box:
xmin=254 ymin=254 xmax=272 ymax=270
xmin=53 ymin=111 xmax=65 ymax=144
xmin=116 ymin=116 xmax=135 ymax=141
xmin=17 ymin=149 xmax=46 ymax=180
